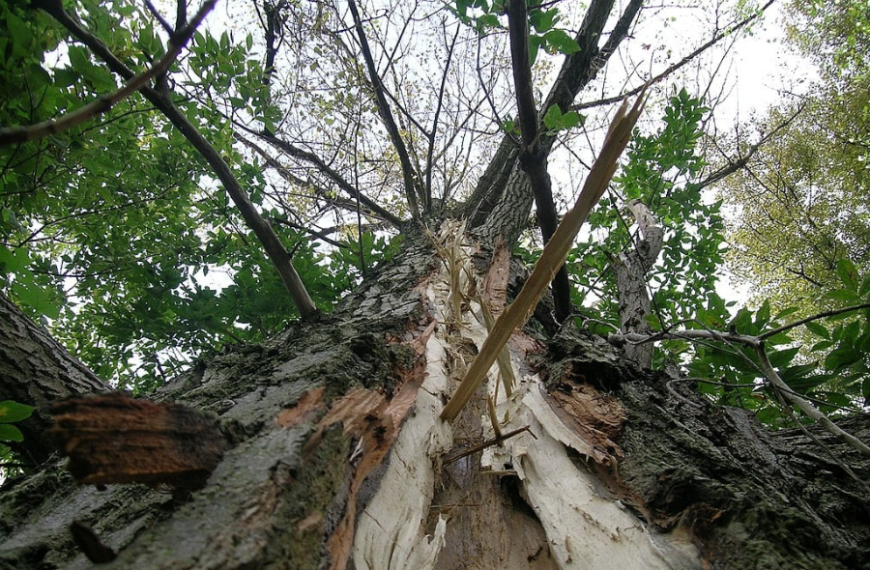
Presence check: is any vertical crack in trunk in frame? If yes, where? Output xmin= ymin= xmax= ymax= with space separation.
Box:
xmin=351 ymin=223 xmax=700 ymax=569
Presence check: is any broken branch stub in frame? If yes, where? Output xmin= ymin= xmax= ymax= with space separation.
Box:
xmin=441 ymin=89 xmax=647 ymax=421
xmin=51 ymin=393 xmax=227 ymax=491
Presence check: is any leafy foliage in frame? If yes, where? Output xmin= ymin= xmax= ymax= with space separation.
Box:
xmin=0 ymin=399 xmax=34 ymax=476
xmin=722 ymin=0 xmax=870 ymax=319
xmin=686 ymin=258 xmax=870 ymax=424
xmin=0 ymin=0 xmax=400 ymax=390
xmin=564 ymin=88 xmax=720 ymax=333
xmin=0 ymin=400 xmax=34 ymax=443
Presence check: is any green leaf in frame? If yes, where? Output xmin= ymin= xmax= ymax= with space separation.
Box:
xmin=529 ymin=7 xmax=559 ymax=33
xmin=11 ymin=281 xmax=61 ymax=320
xmin=824 ymin=346 xmax=864 ymax=372
xmin=0 ymin=400 xmax=35 ymax=423
xmin=543 ymin=29 xmax=580 ymax=54
xmin=804 ymin=320 xmax=830 ymax=339
xmin=475 ymin=14 xmax=501 ymax=32
xmin=773 ymin=306 xmax=800 ymax=320
xmin=0 ymin=245 xmax=28 ymax=273
xmin=542 ymin=104 xmax=580 ymax=131
xmin=836 ymin=258 xmax=859 ymax=290
xmin=786 ymin=374 xmax=831 ymax=394
xmin=529 ymin=35 xmax=545 ymax=65
xmin=825 ymin=289 xmax=860 ymax=303
xmin=779 ymin=362 xmax=818 ymax=383
xmin=767 ymin=346 xmax=799 ymax=368
xmin=755 ymin=299 xmax=771 ymax=327
xmin=0 ymin=424 xmax=24 ymax=442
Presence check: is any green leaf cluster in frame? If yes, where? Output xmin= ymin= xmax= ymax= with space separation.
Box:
xmin=0 ymin=400 xmax=34 ymax=443
xmin=565 ymin=88 xmax=718 ymax=332
xmin=449 ymin=0 xmax=580 ymax=63
xmin=685 ymin=258 xmax=870 ymax=424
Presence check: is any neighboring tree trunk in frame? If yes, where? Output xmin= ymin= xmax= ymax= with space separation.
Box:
xmin=1 ymin=229 xmax=868 ymax=570
xmin=0 ymin=292 xmax=108 ymax=466
xmin=614 ymin=200 xmax=664 ymax=368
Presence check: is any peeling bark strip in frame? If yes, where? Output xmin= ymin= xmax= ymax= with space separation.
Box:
xmin=52 ymin=393 xmax=226 ymax=490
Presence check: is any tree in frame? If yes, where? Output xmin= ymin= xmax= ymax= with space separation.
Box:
xmin=714 ymin=0 xmax=870 ymax=417
xmin=1 ymin=1 xmax=869 ymax=569
xmin=721 ymin=0 xmax=870 ymax=316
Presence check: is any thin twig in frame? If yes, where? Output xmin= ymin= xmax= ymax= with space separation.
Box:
xmin=759 ymin=302 xmax=870 ymax=340
xmin=443 ymin=425 xmax=534 ymax=465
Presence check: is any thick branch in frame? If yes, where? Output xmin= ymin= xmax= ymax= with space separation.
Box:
xmin=506 ymin=0 xmax=571 ymax=321
xmin=34 ymin=0 xmax=317 ymax=318
xmin=468 ymin=0 xmax=641 ymax=238
xmin=614 ymin=200 xmax=664 ymax=367
xmin=0 ymin=291 xmax=108 ymax=465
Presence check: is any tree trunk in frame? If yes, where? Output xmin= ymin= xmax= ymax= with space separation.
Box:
xmin=1 ymin=229 xmax=868 ymax=570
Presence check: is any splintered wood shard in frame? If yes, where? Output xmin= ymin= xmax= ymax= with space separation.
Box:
xmin=441 ymin=88 xmax=647 ymax=421
xmin=52 ymin=393 xmax=227 ymax=490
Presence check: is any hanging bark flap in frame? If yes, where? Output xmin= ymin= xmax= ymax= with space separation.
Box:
xmin=481 ymin=237 xmax=511 ymax=317
xmin=52 ymin=393 xmax=227 ymax=489
xmin=538 ymin=379 xmax=625 ymax=465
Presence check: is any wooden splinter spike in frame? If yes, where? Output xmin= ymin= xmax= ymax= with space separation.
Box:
xmin=52 ymin=393 xmax=227 ymax=491
xmin=441 ymin=88 xmax=647 ymax=421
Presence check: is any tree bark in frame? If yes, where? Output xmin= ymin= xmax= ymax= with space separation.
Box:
xmin=615 ymin=200 xmax=664 ymax=368
xmin=0 ymin=292 xmax=108 ymax=466
xmin=1 ymin=231 xmax=868 ymax=570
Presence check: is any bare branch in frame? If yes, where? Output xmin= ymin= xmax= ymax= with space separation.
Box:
xmin=143 ymin=0 xmax=174 ymax=35
xmin=574 ymin=0 xmax=777 ymax=112
xmin=346 ymin=0 xmax=424 ymax=219
xmin=425 ymin=22 xmax=461 ymax=211
xmin=693 ymin=102 xmax=804 ymax=192
xmin=759 ymin=302 xmax=870 ymax=341
xmin=249 ymin=131 xmax=405 ymax=228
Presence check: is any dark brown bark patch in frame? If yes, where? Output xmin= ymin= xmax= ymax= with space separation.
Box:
xmin=547 ymin=379 xmax=625 ymax=465
xmin=275 ymin=387 xmax=325 ymax=428
xmin=51 ymin=393 xmax=226 ymax=491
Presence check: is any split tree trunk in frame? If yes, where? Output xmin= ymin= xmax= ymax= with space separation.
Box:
xmin=1 ymin=227 xmax=868 ymax=570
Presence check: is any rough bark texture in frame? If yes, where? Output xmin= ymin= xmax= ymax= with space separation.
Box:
xmin=539 ymin=328 xmax=870 ymax=570
xmin=1 ymin=232 xmax=868 ymax=570
xmin=0 ymin=235 xmax=437 ymax=570
xmin=467 ymin=0 xmax=641 ymax=245
xmin=0 ymin=292 xmax=108 ymax=466
xmin=615 ymin=200 xmax=664 ymax=367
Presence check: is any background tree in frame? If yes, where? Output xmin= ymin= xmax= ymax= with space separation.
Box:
xmin=713 ymin=0 xmax=870 ymax=415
